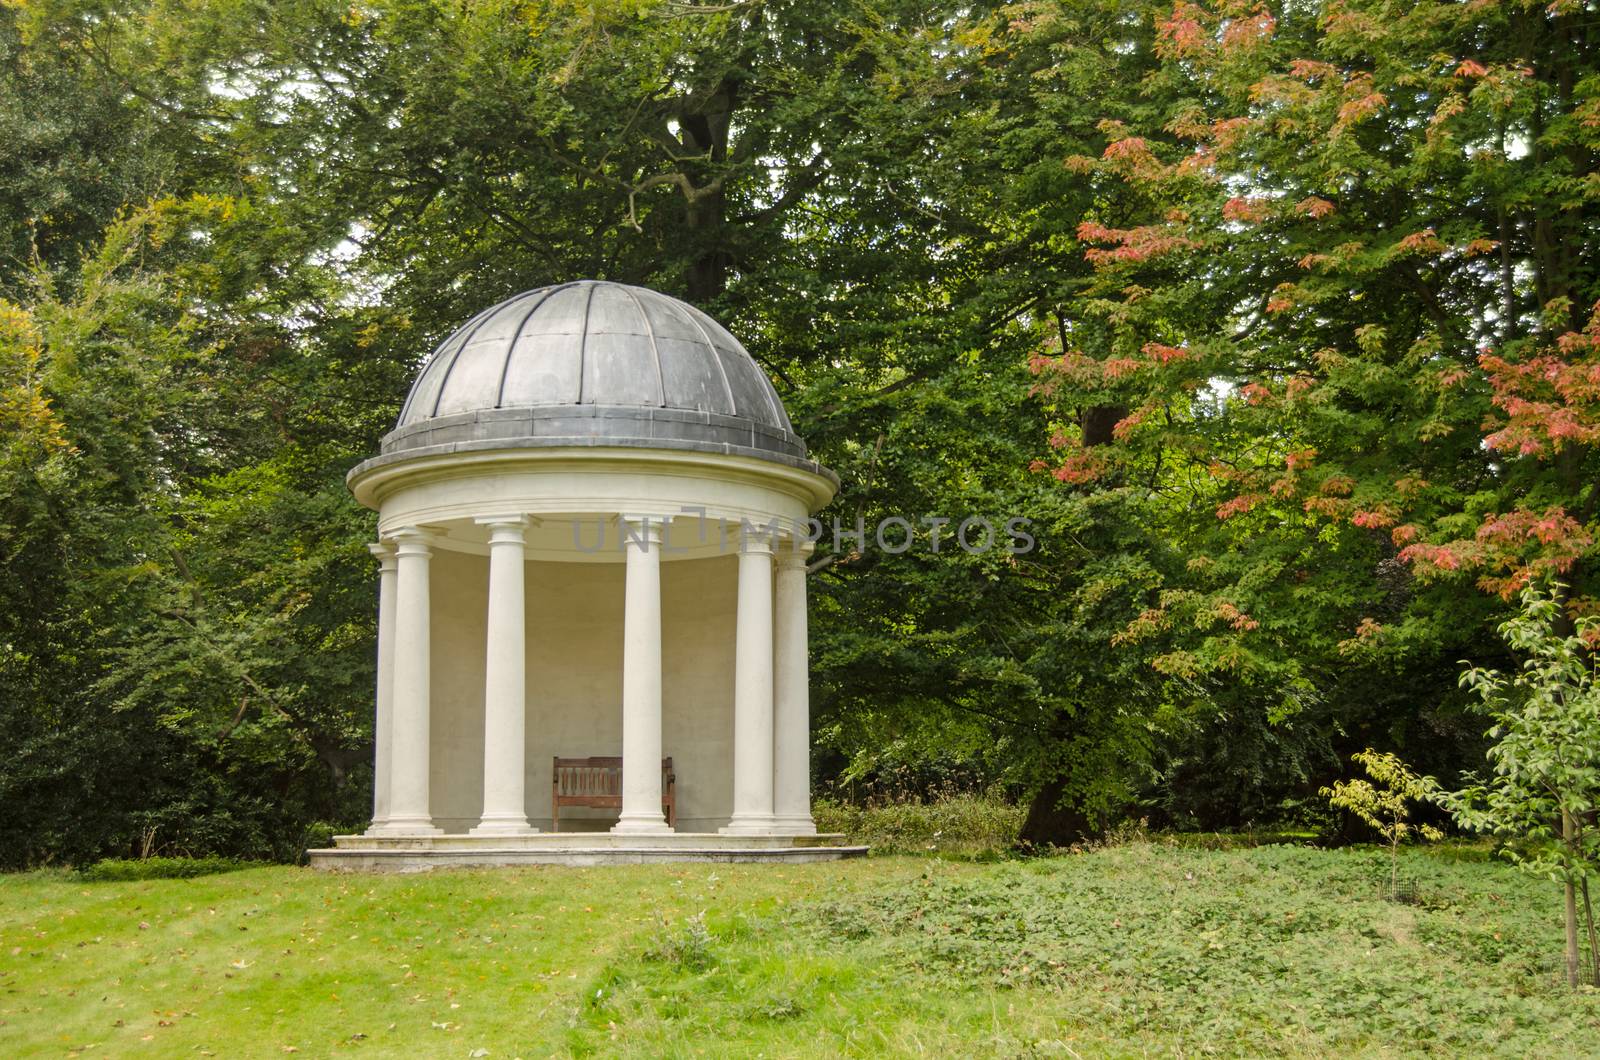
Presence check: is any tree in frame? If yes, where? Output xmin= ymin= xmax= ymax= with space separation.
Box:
xmin=1009 ymin=0 xmax=1600 ymax=836
xmin=0 ymin=5 xmax=179 ymax=280
xmin=1320 ymin=749 xmax=1442 ymax=900
xmin=0 ymin=204 xmax=254 ymax=864
xmin=1435 ymin=584 xmax=1600 ymax=989
xmin=12 ymin=0 xmax=1137 ymax=859
xmin=0 ymin=184 xmax=409 ymax=864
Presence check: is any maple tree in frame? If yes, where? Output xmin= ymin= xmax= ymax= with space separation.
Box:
xmin=996 ymin=0 xmax=1600 ymax=839
xmin=1039 ymin=0 xmax=1600 ymax=601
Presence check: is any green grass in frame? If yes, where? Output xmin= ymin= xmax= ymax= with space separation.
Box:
xmin=3 ymin=843 xmax=1597 ymax=1057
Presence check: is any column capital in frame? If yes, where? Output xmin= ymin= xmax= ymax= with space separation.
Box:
xmin=475 ymin=514 xmax=532 ymax=546
xmin=620 ymin=514 xmax=670 ymax=547
xmin=775 ymin=542 xmax=814 ymax=569
xmin=389 ymin=526 xmax=437 ymax=555
xmin=473 ymin=513 xmax=537 ymax=530
xmin=368 ymin=541 xmax=398 ymax=569
xmin=738 ymin=533 xmax=778 ymax=556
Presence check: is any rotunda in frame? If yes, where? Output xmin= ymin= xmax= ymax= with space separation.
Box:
xmin=314 ymin=281 xmax=856 ymax=868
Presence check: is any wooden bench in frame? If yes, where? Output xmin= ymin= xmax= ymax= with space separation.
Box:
xmin=551 ymin=756 xmax=675 ymax=832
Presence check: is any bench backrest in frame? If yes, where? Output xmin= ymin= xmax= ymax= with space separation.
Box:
xmin=552 ymin=756 xmax=673 ymax=797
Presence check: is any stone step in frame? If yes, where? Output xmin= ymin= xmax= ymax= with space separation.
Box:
xmin=308 ymin=844 xmax=869 ymax=871
xmin=331 ymin=831 xmax=825 ymax=851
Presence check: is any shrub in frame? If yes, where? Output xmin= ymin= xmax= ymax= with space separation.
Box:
xmin=300 ymin=820 xmax=341 ymax=854
xmin=78 ymin=856 xmax=255 ymax=882
xmin=813 ymin=792 xmax=1022 ymax=856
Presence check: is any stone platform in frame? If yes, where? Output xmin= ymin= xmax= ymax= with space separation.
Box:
xmin=308 ymin=832 xmax=867 ymax=871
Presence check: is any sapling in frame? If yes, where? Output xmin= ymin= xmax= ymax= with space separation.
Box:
xmin=1431 ymin=585 xmax=1600 ymax=989
xmin=1321 ymin=750 xmax=1442 ymax=900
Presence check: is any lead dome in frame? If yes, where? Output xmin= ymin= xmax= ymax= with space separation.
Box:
xmin=373 ymin=280 xmax=814 ymax=471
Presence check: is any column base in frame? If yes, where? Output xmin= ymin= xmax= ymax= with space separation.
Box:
xmin=366 ymin=816 xmax=442 ymax=837
xmin=470 ymin=816 xmax=538 ymax=837
xmin=611 ymin=813 xmax=673 ymax=835
xmin=719 ymin=815 xmax=779 ymax=836
xmin=767 ymin=815 xmax=817 ymax=836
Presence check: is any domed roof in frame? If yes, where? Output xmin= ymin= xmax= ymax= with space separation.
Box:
xmin=375 ymin=280 xmax=819 ymax=471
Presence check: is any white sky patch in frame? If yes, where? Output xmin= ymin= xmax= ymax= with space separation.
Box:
xmin=1199 ymin=377 xmax=1236 ymax=408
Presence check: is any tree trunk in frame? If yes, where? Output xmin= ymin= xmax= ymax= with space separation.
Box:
xmin=676 ymin=78 xmax=739 ymax=304
xmin=1565 ymin=810 xmax=1582 ymax=988
xmin=1582 ymin=876 xmax=1599 ymax=987
xmin=685 ymin=189 xmax=731 ymax=303
xmin=1018 ymin=773 xmax=1097 ymax=848
xmin=1079 ymin=405 xmax=1126 ymax=448
xmin=1494 ymin=117 xmax=1518 ymax=344
xmin=1017 ymin=323 xmax=1128 ymax=849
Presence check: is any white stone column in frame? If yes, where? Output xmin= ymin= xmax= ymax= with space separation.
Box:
xmin=771 ymin=544 xmax=816 ymax=834
xmin=365 ymin=542 xmax=398 ymax=834
xmin=614 ymin=515 xmax=671 ymax=833
xmin=379 ymin=527 xmax=440 ymax=835
xmin=722 ymin=533 xmax=776 ymax=834
xmin=471 ymin=516 xmax=535 ymax=835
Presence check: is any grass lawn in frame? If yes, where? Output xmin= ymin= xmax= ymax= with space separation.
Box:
xmin=3 ymin=842 xmax=1598 ymax=1057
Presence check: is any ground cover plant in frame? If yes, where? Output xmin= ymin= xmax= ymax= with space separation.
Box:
xmin=4 ymin=843 xmax=1598 ymax=1057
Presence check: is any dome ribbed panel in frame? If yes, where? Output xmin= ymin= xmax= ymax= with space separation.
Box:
xmin=385 ymin=280 xmax=807 ymax=466
xmin=396 ymin=281 xmax=791 ymax=431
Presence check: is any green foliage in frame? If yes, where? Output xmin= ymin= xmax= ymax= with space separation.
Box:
xmin=1433 ymin=582 xmax=1600 ymax=986
xmin=1443 ymin=585 xmax=1600 ymax=880
xmin=1002 ymin=0 xmax=1600 ymax=838
xmin=1321 ymin=750 xmax=1444 ymax=849
xmin=1321 ymin=749 xmax=1443 ymax=899
xmin=0 ymin=6 xmax=178 ymax=276
xmin=299 ymin=820 xmax=341 ymax=853
xmin=5 ymin=0 xmax=1598 ymax=864
xmin=0 ymin=197 xmax=382 ymax=868
xmin=812 ymin=794 xmax=1023 ymax=858
xmin=78 ymin=855 xmax=253 ymax=882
